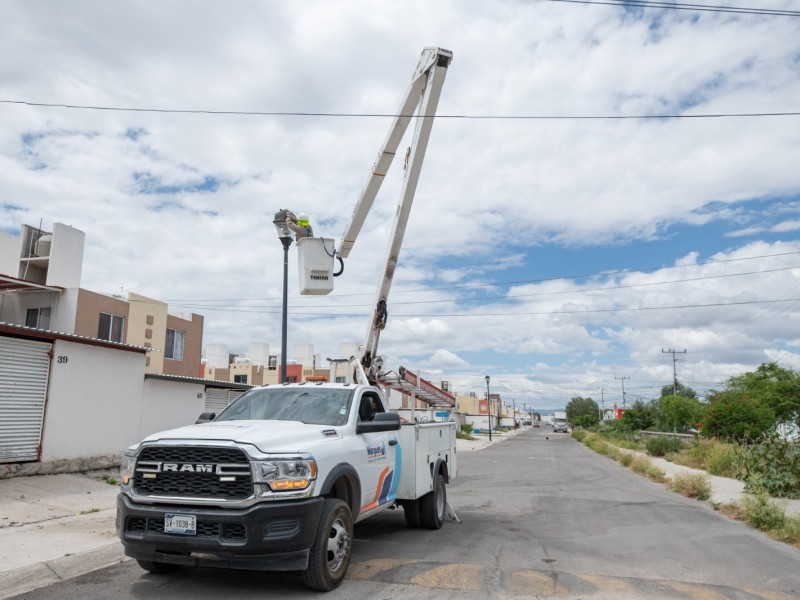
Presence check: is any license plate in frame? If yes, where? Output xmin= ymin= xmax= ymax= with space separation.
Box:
xmin=164 ymin=513 xmax=196 ymax=535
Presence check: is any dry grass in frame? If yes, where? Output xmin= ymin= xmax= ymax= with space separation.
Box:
xmin=669 ymin=472 xmax=712 ymax=501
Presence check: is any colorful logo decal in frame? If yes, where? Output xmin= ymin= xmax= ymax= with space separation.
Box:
xmin=361 ymin=442 xmax=402 ymax=514
xmin=367 ymin=442 xmax=386 ymax=461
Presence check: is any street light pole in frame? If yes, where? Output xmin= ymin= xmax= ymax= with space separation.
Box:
xmin=280 ymin=237 xmax=291 ymax=383
xmin=273 ymin=210 xmax=294 ymax=384
xmin=485 ymin=375 xmax=492 ymax=441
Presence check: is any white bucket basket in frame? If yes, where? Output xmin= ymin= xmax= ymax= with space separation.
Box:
xmin=297 ymin=237 xmax=335 ymax=295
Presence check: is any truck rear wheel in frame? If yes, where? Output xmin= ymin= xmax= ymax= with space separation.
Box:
xmin=136 ymin=559 xmax=182 ymax=574
xmin=302 ymin=498 xmax=353 ymax=591
xmin=421 ymin=472 xmax=446 ymax=530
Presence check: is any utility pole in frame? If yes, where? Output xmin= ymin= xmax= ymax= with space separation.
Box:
xmin=599 ymin=388 xmax=605 ymax=421
xmin=662 ymin=348 xmax=687 ymax=395
xmin=615 ymin=376 xmax=630 ymax=408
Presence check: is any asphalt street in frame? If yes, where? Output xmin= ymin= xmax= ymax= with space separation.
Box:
xmin=7 ymin=428 xmax=800 ymax=599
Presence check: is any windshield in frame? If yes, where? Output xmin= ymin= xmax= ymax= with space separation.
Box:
xmin=215 ymin=387 xmax=354 ymax=426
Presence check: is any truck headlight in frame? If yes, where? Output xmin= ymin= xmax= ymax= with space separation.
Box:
xmin=253 ymin=458 xmax=317 ymax=491
xmin=120 ymin=447 xmax=138 ymax=487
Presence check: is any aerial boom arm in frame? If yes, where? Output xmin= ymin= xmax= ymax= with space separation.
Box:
xmin=337 ymin=47 xmax=453 ymax=260
xmin=350 ymin=47 xmax=453 ymax=384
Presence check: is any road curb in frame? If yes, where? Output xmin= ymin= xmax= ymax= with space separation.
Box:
xmin=0 ymin=542 xmax=127 ymax=599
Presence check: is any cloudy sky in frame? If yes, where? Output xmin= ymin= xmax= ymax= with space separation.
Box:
xmin=2 ymin=1 xmax=799 ymax=409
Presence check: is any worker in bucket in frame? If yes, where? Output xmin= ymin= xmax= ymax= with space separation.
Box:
xmin=287 ymin=211 xmax=314 ymax=240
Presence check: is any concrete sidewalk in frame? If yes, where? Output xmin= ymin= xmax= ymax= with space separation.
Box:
xmin=1 ymin=428 xmax=796 ymax=598
xmin=0 ymin=470 xmax=126 ymax=599
xmin=642 ymin=453 xmax=800 ymax=516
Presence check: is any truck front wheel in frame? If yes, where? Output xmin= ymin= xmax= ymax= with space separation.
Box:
xmin=421 ymin=472 xmax=446 ymax=530
xmin=302 ymin=498 xmax=353 ymax=591
xmin=136 ymin=559 xmax=181 ymax=574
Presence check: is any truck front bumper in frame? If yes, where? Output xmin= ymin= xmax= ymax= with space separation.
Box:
xmin=116 ymin=493 xmax=324 ymax=571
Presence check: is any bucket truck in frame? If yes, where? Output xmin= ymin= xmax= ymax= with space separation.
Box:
xmin=116 ymin=47 xmax=457 ymax=592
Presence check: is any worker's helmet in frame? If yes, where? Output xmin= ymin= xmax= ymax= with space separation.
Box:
xmin=297 ymin=213 xmax=310 ymax=226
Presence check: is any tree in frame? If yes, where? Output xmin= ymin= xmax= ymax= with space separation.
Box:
xmin=657 ymin=394 xmax=704 ymax=433
xmin=726 ymin=363 xmax=800 ymax=428
xmin=700 ymin=390 xmax=775 ymax=441
xmin=621 ymin=399 xmax=657 ymax=431
xmin=566 ymin=396 xmax=599 ymax=427
xmin=660 ymin=381 xmax=697 ymax=399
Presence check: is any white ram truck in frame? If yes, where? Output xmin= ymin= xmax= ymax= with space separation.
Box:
xmin=116 ymin=382 xmax=457 ymax=591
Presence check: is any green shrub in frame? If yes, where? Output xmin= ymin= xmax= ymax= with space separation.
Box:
xmin=669 ymin=472 xmax=712 ymax=501
xmin=630 ymin=456 xmax=666 ymax=482
xmin=586 ymin=435 xmax=610 ymax=454
xmin=705 ymin=441 xmax=742 ymax=478
xmin=645 ymin=436 xmax=685 ymax=457
xmin=741 ymin=491 xmax=787 ymax=531
xmin=571 ymin=430 xmax=588 ymax=442
xmin=774 ymin=514 xmax=800 ymax=545
xmin=618 ymin=452 xmax=634 ymax=467
xmin=743 ymin=434 xmax=800 ymax=499
xmin=460 ymin=423 xmax=474 ymax=435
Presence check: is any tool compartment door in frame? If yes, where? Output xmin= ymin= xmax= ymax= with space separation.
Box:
xmin=395 ymin=422 xmax=456 ymax=500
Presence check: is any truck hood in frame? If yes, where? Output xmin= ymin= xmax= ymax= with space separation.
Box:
xmin=138 ymin=420 xmax=342 ymax=454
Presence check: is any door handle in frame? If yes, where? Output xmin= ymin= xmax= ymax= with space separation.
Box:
xmin=388 ymin=439 xmax=398 ymax=446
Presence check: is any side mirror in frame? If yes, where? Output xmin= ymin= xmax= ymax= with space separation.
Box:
xmin=356 ymin=411 xmax=401 ymax=434
xmin=195 ymin=412 xmax=216 ymax=424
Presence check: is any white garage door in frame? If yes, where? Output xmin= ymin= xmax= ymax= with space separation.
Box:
xmin=0 ymin=337 xmax=52 ymax=463
xmin=205 ymin=388 xmax=245 ymax=415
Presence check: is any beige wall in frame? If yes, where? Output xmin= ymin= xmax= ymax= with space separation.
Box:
xmin=74 ymin=289 xmax=129 ymax=339
xmin=457 ymin=394 xmax=481 ymax=414
xmin=127 ymin=293 xmax=168 ymax=373
xmin=164 ymin=312 xmax=203 ymax=378
xmin=124 ymin=293 xmax=203 ymax=378
xmin=205 ymin=366 xmax=231 ymax=382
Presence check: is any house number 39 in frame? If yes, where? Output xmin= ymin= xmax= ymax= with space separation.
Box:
xmin=57 ymin=356 xmax=68 ymax=364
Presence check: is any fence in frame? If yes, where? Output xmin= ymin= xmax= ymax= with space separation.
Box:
xmin=639 ymin=431 xmax=696 ymax=441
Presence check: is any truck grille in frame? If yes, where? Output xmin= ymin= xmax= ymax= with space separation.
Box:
xmin=133 ymin=446 xmax=253 ymax=500
xmin=126 ymin=517 xmax=247 ymax=542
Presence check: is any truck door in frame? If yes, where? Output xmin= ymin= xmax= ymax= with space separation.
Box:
xmin=356 ymin=391 xmax=400 ymax=515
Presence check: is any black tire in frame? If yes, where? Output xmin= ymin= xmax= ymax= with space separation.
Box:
xmin=402 ymin=499 xmax=424 ymax=528
xmin=136 ymin=559 xmax=182 ymax=574
xmin=421 ymin=472 xmax=446 ymax=530
xmin=302 ymin=498 xmax=353 ymax=591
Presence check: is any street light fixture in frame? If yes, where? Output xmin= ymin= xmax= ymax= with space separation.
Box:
xmin=485 ymin=375 xmax=492 ymax=441
xmin=273 ymin=210 xmax=294 ymax=384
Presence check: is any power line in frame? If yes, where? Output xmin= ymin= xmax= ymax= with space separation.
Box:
xmin=543 ymin=0 xmax=800 ymax=17
xmin=171 ymin=264 xmax=800 ymax=311
xmin=1 ymin=99 xmax=798 ymax=120
xmin=165 ymin=250 xmax=800 ymax=303
xmin=175 ymin=296 xmax=800 ymax=317
xmin=391 ymin=297 xmax=800 ymax=317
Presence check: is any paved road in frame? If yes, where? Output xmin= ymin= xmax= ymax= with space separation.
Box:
xmin=15 ymin=429 xmax=800 ymax=599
